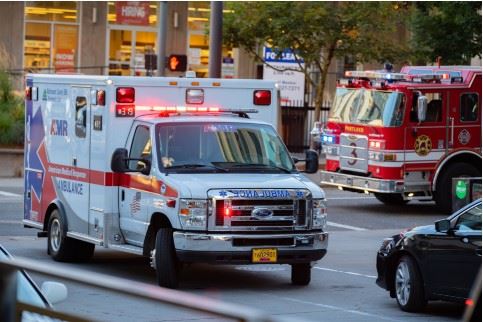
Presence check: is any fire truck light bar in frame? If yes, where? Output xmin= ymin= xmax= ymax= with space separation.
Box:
xmin=135 ymin=106 xmax=259 ymax=114
xmin=344 ymin=70 xmax=407 ymax=81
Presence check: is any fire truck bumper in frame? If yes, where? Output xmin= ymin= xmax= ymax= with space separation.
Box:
xmin=173 ymin=231 xmax=328 ymax=264
xmin=320 ymin=170 xmax=405 ymax=193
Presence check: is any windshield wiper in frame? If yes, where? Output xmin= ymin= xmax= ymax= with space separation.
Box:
xmin=214 ymin=162 xmax=293 ymax=174
xmin=165 ymin=163 xmax=228 ymax=172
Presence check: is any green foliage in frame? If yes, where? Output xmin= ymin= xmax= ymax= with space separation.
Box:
xmin=0 ymin=70 xmax=24 ymax=146
xmin=410 ymin=2 xmax=482 ymax=64
xmin=223 ymin=2 xmax=410 ymax=119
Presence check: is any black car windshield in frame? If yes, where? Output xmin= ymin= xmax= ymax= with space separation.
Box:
xmin=156 ymin=122 xmax=294 ymax=173
xmin=329 ymin=88 xmax=405 ymax=127
xmin=0 ymin=248 xmax=47 ymax=308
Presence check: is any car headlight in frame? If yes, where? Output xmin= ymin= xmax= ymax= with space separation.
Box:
xmin=178 ymin=199 xmax=207 ymax=230
xmin=379 ymin=237 xmax=395 ymax=255
xmin=312 ymin=199 xmax=327 ymax=230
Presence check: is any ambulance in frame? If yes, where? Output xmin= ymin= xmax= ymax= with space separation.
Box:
xmin=23 ymin=74 xmax=328 ymax=288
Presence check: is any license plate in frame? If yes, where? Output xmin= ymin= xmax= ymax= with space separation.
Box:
xmin=252 ymin=248 xmax=277 ymax=263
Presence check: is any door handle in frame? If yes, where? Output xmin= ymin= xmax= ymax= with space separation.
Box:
xmin=121 ymin=189 xmax=125 ymax=201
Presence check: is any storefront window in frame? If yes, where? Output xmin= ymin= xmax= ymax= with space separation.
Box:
xmin=25 ymin=1 xmax=77 ymax=22
xmin=24 ymin=2 xmax=79 ymax=72
xmin=109 ymin=30 xmax=132 ymax=76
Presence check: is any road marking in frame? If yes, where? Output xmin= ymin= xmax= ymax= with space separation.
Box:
xmin=327 ymin=221 xmax=367 ymax=231
xmin=278 ymin=297 xmax=403 ymax=322
xmin=0 ymin=220 xmax=22 ymax=224
xmin=314 ymin=266 xmax=377 ymax=279
xmin=327 ymin=196 xmax=375 ymax=200
xmin=0 ymin=191 xmax=22 ymax=197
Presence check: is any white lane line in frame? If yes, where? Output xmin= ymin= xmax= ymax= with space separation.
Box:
xmin=314 ymin=266 xmax=377 ymax=279
xmin=327 ymin=196 xmax=375 ymax=200
xmin=279 ymin=297 xmax=404 ymax=322
xmin=0 ymin=191 xmax=22 ymax=197
xmin=0 ymin=220 xmax=22 ymax=224
xmin=327 ymin=221 xmax=367 ymax=231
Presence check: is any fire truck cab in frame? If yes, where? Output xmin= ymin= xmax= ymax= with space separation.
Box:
xmin=320 ymin=66 xmax=481 ymax=213
xmin=24 ymin=74 xmax=328 ymax=288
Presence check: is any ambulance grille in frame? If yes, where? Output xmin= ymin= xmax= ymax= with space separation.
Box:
xmin=214 ymin=199 xmax=307 ymax=230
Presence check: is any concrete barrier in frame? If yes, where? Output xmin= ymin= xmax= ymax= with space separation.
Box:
xmin=0 ymin=148 xmax=23 ymax=177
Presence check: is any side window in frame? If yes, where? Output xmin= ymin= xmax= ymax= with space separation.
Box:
xmin=455 ymin=204 xmax=482 ymax=232
xmin=75 ymin=96 xmax=87 ymax=138
xmin=460 ymin=93 xmax=478 ymax=122
xmin=424 ymin=93 xmax=443 ymax=122
xmin=129 ymin=126 xmax=152 ymax=171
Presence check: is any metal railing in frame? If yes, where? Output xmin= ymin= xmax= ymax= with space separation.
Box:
xmin=0 ymin=257 xmax=304 ymax=322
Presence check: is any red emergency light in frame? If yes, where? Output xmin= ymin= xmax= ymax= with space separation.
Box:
xmin=253 ymin=90 xmax=271 ymax=106
xmin=25 ymin=87 xmax=32 ymax=101
xmin=97 ymin=90 xmax=105 ymax=106
xmin=224 ymin=206 xmax=232 ymax=217
xmin=116 ymin=87 xmax=135 ymax=103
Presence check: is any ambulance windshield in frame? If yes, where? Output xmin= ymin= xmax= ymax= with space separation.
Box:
xmin=329 ymin=88 xmax=405 ymax=127
xmin=156 ymin=122 xmax=295 ymax=173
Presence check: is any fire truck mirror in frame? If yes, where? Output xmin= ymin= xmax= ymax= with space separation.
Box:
xmin=305 ymin=150 xmax=319 ymax=174
xmin=111 ymin=148 xmax=129 ymax=173
xmin=417 ymin=96 xmax=428 ymax=122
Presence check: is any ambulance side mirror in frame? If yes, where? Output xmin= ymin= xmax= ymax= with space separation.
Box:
xmin=111 ymin=148 xmax=129 ymax=173
xmin=304 ymin=150 xmax=319 ymax=174
xmin=417 ymin=96 xmax=428 ymax=122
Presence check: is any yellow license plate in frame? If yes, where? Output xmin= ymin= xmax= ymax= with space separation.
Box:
xmin=252 ymin=248 xmax=277 ymax=263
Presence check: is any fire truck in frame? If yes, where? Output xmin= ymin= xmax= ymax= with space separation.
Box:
xmin=23 ymin=74 xmax=328 ymax=288
xmin=320 ymin=66 xmax=481 ymax=213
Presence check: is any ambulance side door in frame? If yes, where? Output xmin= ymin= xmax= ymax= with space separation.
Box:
xmin=119 ymin=123 xmax=152 ymax=246
xmin=68 ymin=86 xmax=91 ymax=234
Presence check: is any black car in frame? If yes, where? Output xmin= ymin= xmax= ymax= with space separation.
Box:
xmin=376 ymin=199 xmax=482 ymax=312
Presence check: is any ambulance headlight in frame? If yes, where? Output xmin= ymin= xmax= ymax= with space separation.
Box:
xmin=179 ymin=199 xmax=207 ymax=229
xmin=312 ymin=199 xmax=327 ymax=230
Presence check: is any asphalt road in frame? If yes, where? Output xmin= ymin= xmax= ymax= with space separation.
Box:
xmin=0 ymin=175 xmax=465 ymax=322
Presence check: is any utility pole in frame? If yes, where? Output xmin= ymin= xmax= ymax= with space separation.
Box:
xmin=208 ymin=1 xmax=223 ymax=78
xmin=157 ymin=1 xmax=168 ymax=76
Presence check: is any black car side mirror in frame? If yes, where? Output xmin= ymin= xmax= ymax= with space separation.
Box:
xmin=435 ymin=219 xmax=451 ymax=233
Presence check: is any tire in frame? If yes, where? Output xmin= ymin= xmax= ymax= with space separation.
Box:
xmin=47 ymin=209 xmax=94 ymax=262
xmin=374 ymin=193 xmax=409 ymax=206
xmin=291 ymin=263 xmax=311 ymax=286
xmin=435 ymin=162 xmax=480 ymax=214
xmin=394 ymin=256 xmax=426 ymax=312
xmin=153 ymin=228 xmax=179 ymax=289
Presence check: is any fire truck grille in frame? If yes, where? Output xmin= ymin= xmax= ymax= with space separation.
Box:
xmin=214 ymin=199 xmax=308 ymax=230
xmin=339 ymin=133 xmax=369 ymax=173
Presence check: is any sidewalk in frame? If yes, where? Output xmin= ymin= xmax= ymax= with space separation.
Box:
xmin=0 ymin=177 xmax=23 ymax=188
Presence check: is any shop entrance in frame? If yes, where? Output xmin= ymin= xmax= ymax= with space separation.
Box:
xmin=107 ymin=27 xmax=157 ymax=76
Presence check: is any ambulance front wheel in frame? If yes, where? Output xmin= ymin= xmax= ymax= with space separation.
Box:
xmin=47 ymin=209 xmax=94 ymax=262
xmin=291 ymin=263 xmax=311 ymax=286
xmin=154 ymin=228 xmax=179 ymax=289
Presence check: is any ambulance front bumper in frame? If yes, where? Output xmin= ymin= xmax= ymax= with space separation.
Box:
xmin=173 ymin=231 xmax=328 ymax=264
xmin=320 ymin=170 xmax=405 ymax=193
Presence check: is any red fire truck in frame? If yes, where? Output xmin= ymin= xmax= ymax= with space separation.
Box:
xmin=320 ymin=66 xmax=481 ymax=213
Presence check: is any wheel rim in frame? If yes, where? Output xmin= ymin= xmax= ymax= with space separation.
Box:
xmin=395 ymin=261 xmax=411 ymax=306
xmin=50 ymin=218 xmax=61 ymax=252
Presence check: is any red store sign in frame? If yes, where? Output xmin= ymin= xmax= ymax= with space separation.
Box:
xmin=116 ymin=2 xmax=150 ymax=26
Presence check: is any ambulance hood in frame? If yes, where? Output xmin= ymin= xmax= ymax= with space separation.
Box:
xmin=164 ymin=173 xmax=325 ymax=199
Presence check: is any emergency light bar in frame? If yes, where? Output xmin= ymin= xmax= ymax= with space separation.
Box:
xmin=133 ymin=105 xmax=259 ymax=114
xmin=344 ymin=70 xmax=407 ymax=81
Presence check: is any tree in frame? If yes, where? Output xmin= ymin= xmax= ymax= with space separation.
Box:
xmin=410 ymin=2 xmax=482 ymax=65
xmin=223 ymin=2 xmax=409 ymax=121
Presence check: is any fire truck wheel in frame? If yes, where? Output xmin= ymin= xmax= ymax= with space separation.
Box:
xmin=154 ymin=228 xmax=179 ymax=289
xmin=435 ymin=162 xmax=480 ymax=214
xmin=291 ymin=263 xmax=311 ymax=285
xmin=374 ymin=193 xmax=409 ymax=205
xmin=47 ymin=209 xmax=77 ymax=262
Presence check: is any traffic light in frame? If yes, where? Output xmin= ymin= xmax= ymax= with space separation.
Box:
xmin=167 ymin=55 xmax=187 ymax=72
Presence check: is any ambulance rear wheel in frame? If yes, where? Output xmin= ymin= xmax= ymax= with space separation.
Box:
xmin=374 ymin=193 xmax=409 ymax=206
xmin=47 ymin=209 xmax=94 ymax=262
xmin=435 ymin=162 xmax=480 ymax=214
xmin=291 ymin=263 xmax=311 ymax=286
xmin=154 ymin=228 xmax=179 ymax=289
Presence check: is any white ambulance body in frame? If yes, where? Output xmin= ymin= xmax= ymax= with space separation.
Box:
xmin=24 ymin=74 xmax=328 ymax=288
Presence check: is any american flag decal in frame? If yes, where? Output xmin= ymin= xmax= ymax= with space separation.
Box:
xmin=130 ymin=192 xmax=141 ymax=214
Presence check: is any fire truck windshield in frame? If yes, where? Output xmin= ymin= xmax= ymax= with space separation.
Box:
xmin=156 ymin=122 xmax=295 ymax=173
xmin=329 ymin=88 xmax=405 ymax=127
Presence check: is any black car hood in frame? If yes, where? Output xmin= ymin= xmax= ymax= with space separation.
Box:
xmin=404 ymin=224 xmax=435 ymax=236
